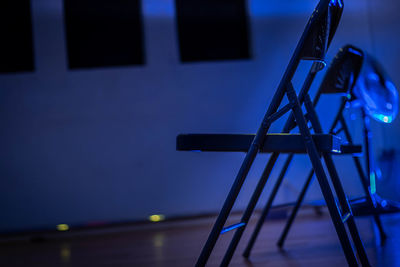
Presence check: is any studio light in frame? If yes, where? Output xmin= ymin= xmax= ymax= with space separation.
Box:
xmin=320 ymin=44 xmax=400 ymax=215
xmin=353 ymin=55 xmax=398 ymax=123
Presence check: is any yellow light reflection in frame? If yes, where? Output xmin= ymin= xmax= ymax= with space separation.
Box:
xmin=60 ymin=244 xmax=71 ymax=263
xmin=57 ymin=224 xmax=70 ymax=231
xmin=149 ymin=214 xmax=165 ymax=222
xmin=153 ymin=233 xmax=165 ymax=248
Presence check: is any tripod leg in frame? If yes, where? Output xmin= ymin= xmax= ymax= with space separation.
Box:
xmin=277 ymin=169 xmax=315 ymax=248
xmin=351 ymin=154 xmax=387 ymax=242
xmin=340 ymin=115 xmax=387 ymax=242
xmin=243 ymin=153 xmax=294 ymax=258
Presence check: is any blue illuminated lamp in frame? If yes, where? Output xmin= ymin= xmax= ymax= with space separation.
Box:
xmin=352 ymin=54 xmax=399 ymax=124
xmin=321 ymin=45 xmax=400 ymax=215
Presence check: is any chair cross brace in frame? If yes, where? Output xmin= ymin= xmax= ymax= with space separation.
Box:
xmin=176 ymin=1 xmax=370 ymax=266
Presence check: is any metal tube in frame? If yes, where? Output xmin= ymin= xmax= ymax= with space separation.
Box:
xmin=243 ymin=153 xmax=294 ymax=258
xmin=242 ymin=63 xmax=320 ymax=258
xmin=277 ymin=169 xmax=315 ymax=248
xmin=341 ymin=110 xmax=386 ymax=241
xmin=304 ymin=94 xmax=370 ymax=266
xmin=220 ymin=153 xmax=279 ymax=266
xmin=287 ymin=85 xmax=359 ymax=266
xmin=195 ymin=16 xmax=307 ymax=264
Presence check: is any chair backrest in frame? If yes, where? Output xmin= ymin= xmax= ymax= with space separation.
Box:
xmin=319 ymin=45 xmax=364 ymax=95
xmin=299 ymin=0 xmax=344 ymax=61
xmin=265 ymin=0 xmax=344 ymax=120
xmin=314 ymin=43 xmax=399 ymax=124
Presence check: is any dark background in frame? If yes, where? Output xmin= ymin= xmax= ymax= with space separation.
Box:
xmin=0 ymin=0 xmax=399 ymax=233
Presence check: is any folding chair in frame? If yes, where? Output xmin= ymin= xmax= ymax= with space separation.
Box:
xmin=248 ymin=45 xmax=400 ymax=252
xmin=176 ymin=1 xmax=370 ymax=266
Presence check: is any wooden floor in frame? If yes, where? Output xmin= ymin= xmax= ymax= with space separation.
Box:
xmin=1 ymin=210 xmax=400 ymax=266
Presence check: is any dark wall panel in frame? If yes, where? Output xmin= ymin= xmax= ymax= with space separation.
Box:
xmin=176 ymin=0 xmax=251 ymax=62
xmin=0 ymin=0 xmax=34 ymax=73
xmin=64 ymin=0 xmax=144 ymax=69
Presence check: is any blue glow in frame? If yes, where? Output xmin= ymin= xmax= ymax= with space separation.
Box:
xmin=375 ymin=168 xmax=382 ymax=179
xmin=341 ymin=213 xmax=351 ymax=223
xmin=370 ymin=172 xmax=376 ymax=195
xmin=372 ymin=114 xmax=392 ymax=123
xmin=330 ymin=0 xmax=344 ymax=8
xmin=220 ymin=222 xmax=245 ymax=234
xmin=145 ymin=0 xmax=348 ymax=18
xmin=348 ymin=47 xmax=363 ymax=57
xmin=249 ymin=2 xmax=316 ymax=17
xmin=353 ymin=56 xmax=399 ymax=123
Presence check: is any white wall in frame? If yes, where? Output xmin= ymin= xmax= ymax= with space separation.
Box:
xmin=1 ymin=0 xmax=399 ymax=232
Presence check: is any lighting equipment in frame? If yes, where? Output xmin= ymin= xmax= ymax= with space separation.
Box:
xmin=256 ymin=45 xmax=400 ymax=251
xmin=320 ymin=45 xmax=400 ymax=215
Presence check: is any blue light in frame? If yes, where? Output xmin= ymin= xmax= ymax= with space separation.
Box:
xmin=330 ymin=0 xmax=344 ymax=8
xmin=370 ymin=172 xmax=376 ymax=195
xmin=249 ymin=2 xmax=316 ymax=17
xmin=375 ymin=168 xmax=382 ymax=179
xmin=220 ymin=222 xmax=245 ymax=234
xmin=372 ymin=114 xmax=392 ymax=123
xmin=348 ymin=47 xmax=363 ymax=57
xmin=352 ymin=56 xmax=399 ymax=123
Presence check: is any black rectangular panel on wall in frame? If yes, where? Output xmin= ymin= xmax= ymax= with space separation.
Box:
xmin=64 ymin=0 xmax=144 ymax=69
xmin=0 ymin=0 xmax=34 ymax=73
xmin=176 ymin=0 xmax=251 ymax=62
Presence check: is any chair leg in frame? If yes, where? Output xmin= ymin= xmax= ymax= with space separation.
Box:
xmin=243 ymin=153 xmax=294 ymax=258
xmin=195 ymin=144 xmax=262 ymax=267
xmin=287 ymin=85 xmax=360 ymax=266
xmin=242 ymin=63 xmax=321 ymax=258
xmin=278 ymin=105 xmax=385 ymax=251
xmin=277 ymin=169 xmax=315 ymax=248
xmin=220 ymin=153 xmax=280 ymax=266
xmin=322 ymin=153 xmax=371 ymax=266
xmin=351 ymin=153 xmax=387 ymax=242
xmin=339 ymin=115 xmax=387 ymax=242
xmin=304 ymin=94 xmax=371 ymax=266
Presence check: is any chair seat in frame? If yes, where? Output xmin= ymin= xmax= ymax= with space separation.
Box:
xmin=340 ymin=144 xmax=362 ymax=155
xmin=177 ymin=133 xmax=344 ymax=154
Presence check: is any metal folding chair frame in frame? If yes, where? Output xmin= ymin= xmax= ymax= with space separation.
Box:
xmin=177 ymin=1 xmax=370 ymax=266
xmin=247 ymin=97 xmax=386 ymax=252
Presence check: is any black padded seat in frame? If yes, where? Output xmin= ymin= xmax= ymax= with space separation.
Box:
xmin=177 ymin=133 xmax=343 ymax=153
